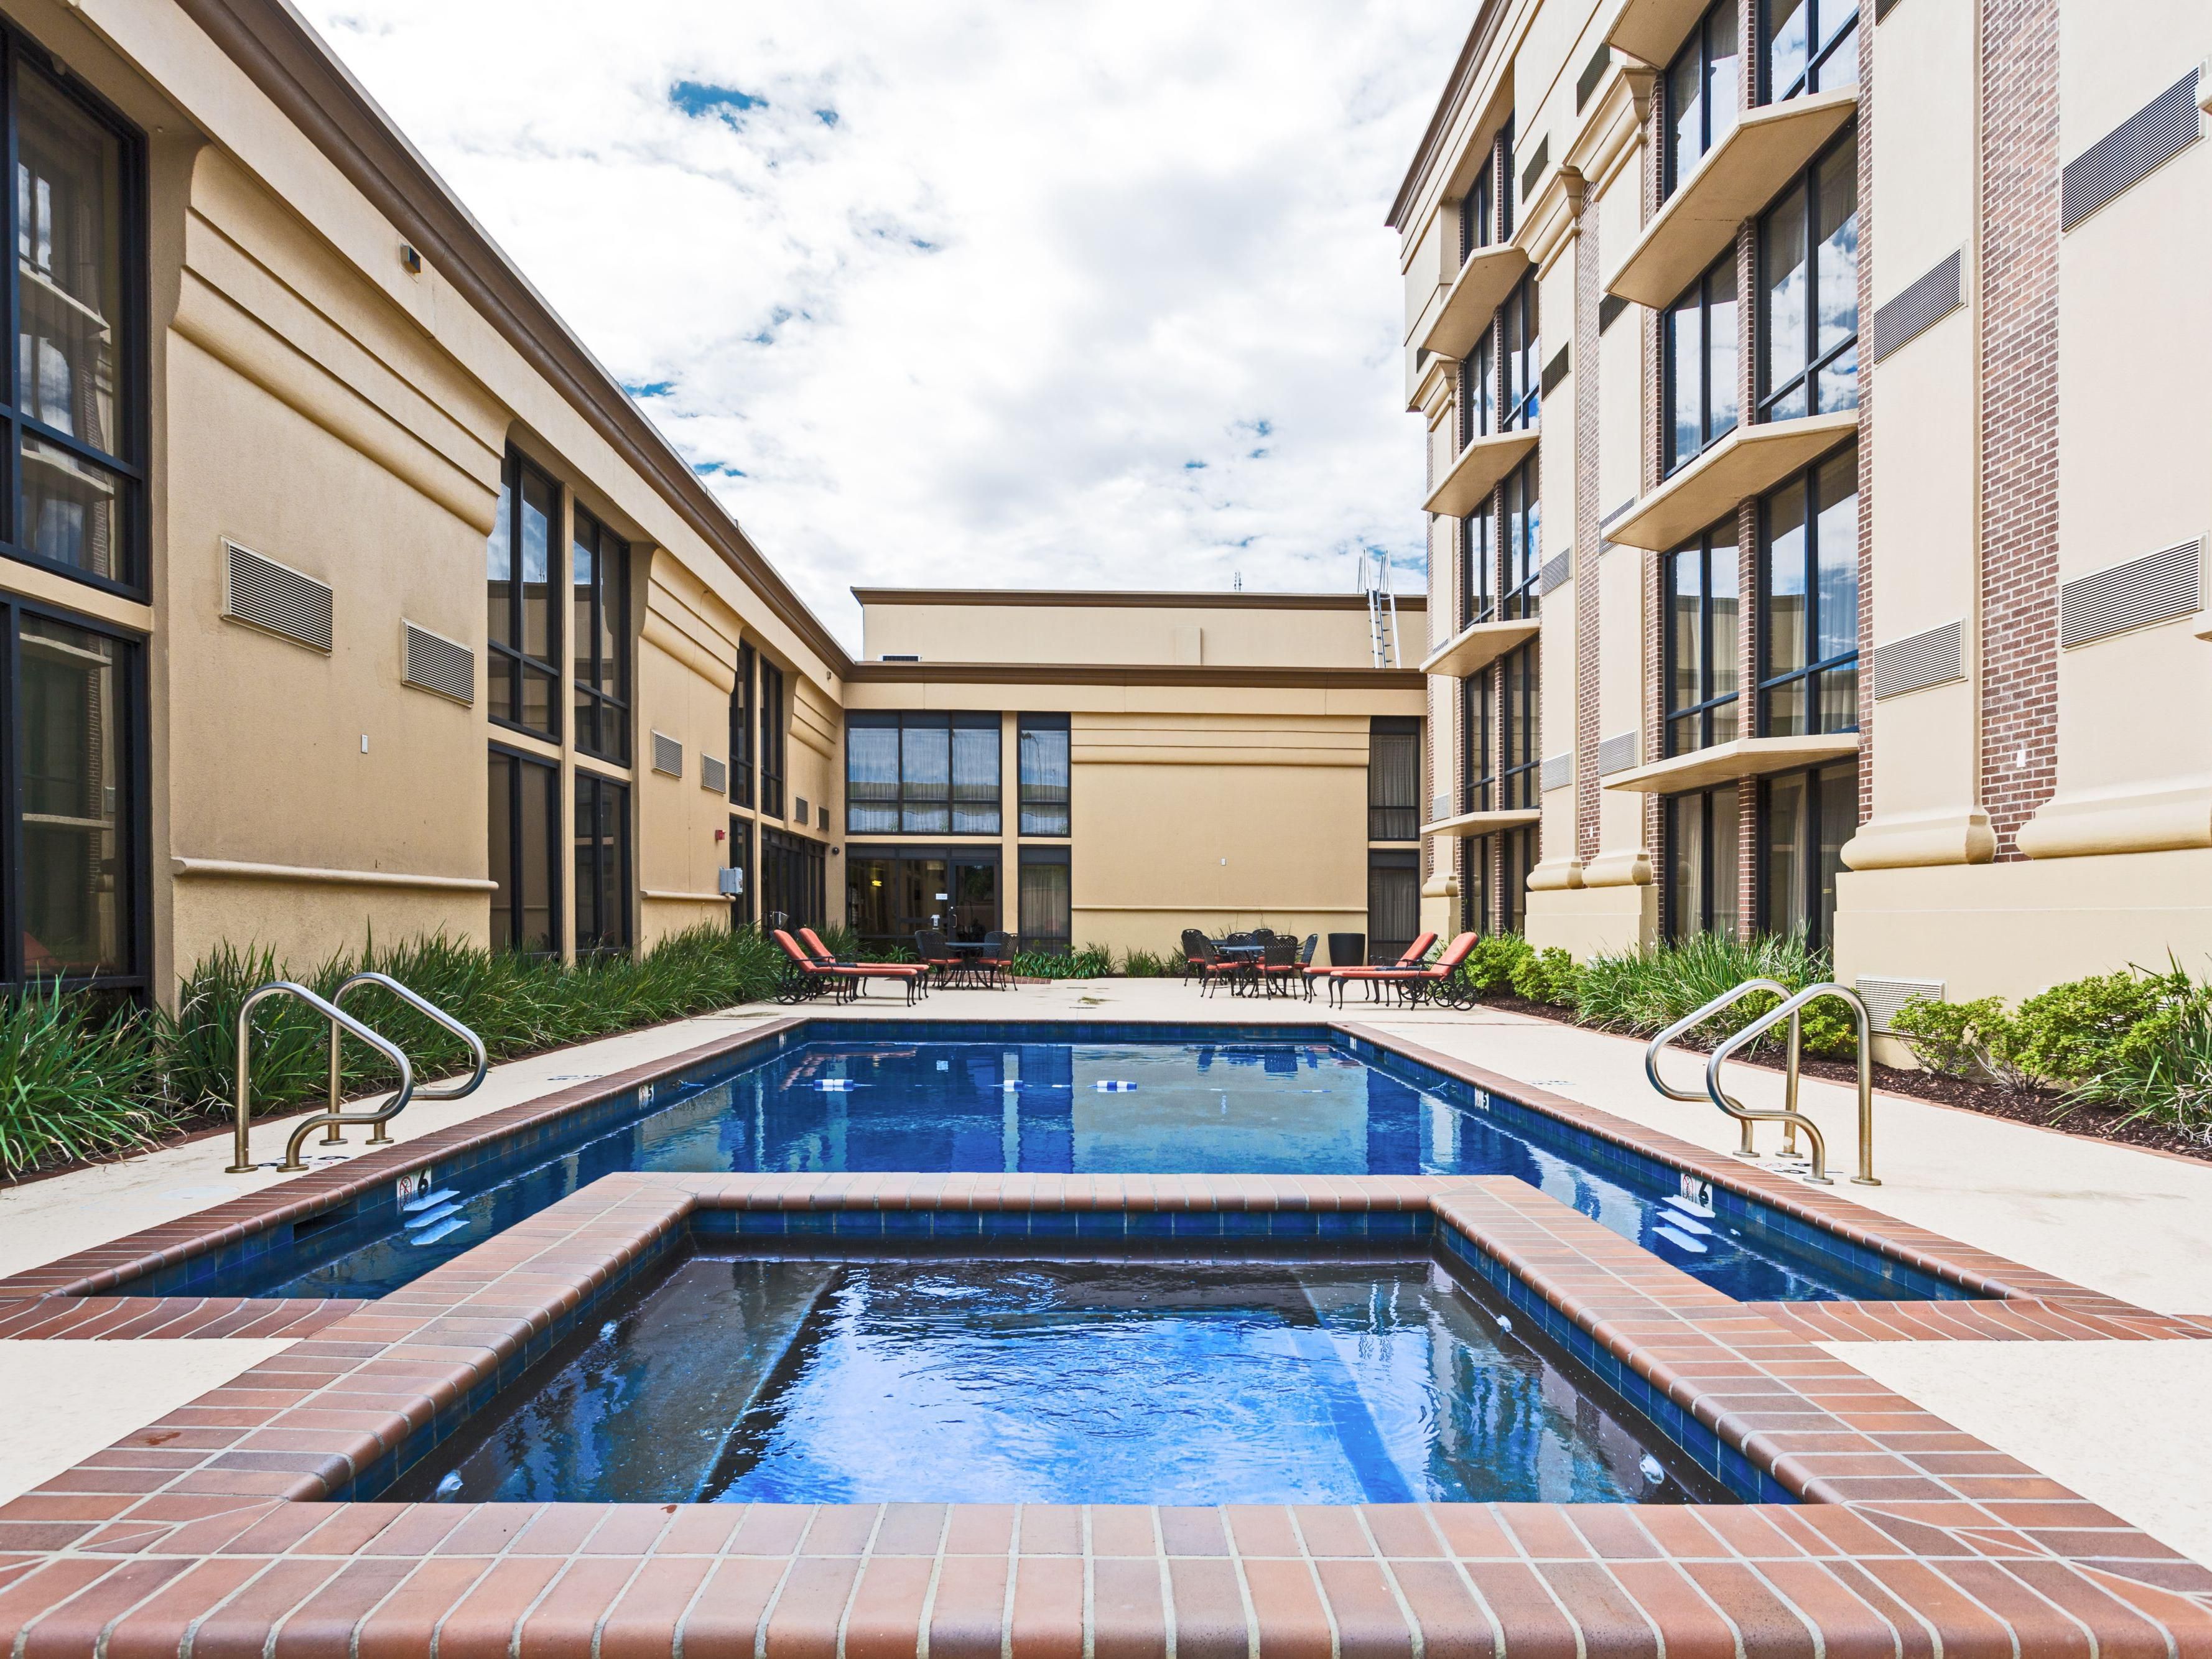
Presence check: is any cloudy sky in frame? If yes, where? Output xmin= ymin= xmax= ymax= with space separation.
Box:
xmin=303 ymin=2 xmax=1470 ymax=648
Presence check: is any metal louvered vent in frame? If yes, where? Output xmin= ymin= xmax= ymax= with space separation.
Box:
xmin=223 ymin=541 xmax=332 ymax=653
xmin=1538 ymin=551 xmax=1573 ymax=595
xmin=1432 ymin=793 xmax=1450 ymax=824
xmin=700 ymin=755 xmax=728 ymax=794
xmin=1874 ymin=0 xmax=1905 ymax=18
xmin=1540 ymin=753 xmax=1572 ymax=794
xmin=649 ymin=730 xmax=684 ymax=777
xmin=1871 ymin=620 xmax=1964 ymax=700
xmin=1599 ymin=293 xmax=1629 ymax=333
xmin=1576 ymin=44 xmax=1611 ymax=111
xmin=401 ymin=622 xmax=473 ymax=704
xmin=2061 ymin=70 xmax=2201 ymax=230
xmin=1856 ymin=976 xmax=1944 ymax=1034
xmin=1597 ymin=732 xmax=1639 ymax=776
xmin=1870 ymin=252 xmax=1963 ymax=361
xmin=795 ymin=796 xmax=811 ymax=824
xmin=2060 ymin=540 xmax=2201 ymax=648
xmin=1518 ymin=136 xmax=1550 ymax=201
xmin=1600 ymin=498 xmax=1635 ymax=528
xmin=1541 ymin=343 xmax=1572 ymax=395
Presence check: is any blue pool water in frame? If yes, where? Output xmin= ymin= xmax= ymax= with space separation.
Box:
xmin=148 ymin=1025 xmax=1975 ymax=1304
xmin=387 ymin=1251 xmax=1727 ymax=1506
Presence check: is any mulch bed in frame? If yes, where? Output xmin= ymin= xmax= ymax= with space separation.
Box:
xmin=1475 ymin=993 xmax=2212 ymax=1166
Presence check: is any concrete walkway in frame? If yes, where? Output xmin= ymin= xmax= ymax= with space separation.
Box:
xmin=3 ymin=977 xmax=2208 ymax=1559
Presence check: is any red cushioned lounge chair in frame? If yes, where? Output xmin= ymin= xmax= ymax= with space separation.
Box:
xmin=800 ymin=926 xmax=927 ymax=1005
xmin=1307 ymin=931 xmax=1436 ymax=1001
xmin=1327 ymin=932 xmax=1477 ymax=1008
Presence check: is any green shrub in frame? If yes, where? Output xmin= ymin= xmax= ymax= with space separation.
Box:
xmin=2062 ymin=987 xmax=2212 ymax=1141
xmin=1009 ymin=943 xmax=1113 ymax=980
xmin=1571 ymin=930 xmax=1852 ymax=1056
xmin=0 ymin=986 xmax=174 ymax=1178
xmin=1510 ymin=944 xmax=1581 ymax=1008
xmin=1119 ymin=948 xmax=1173 ymax=978
xmin=2010 ymin=968 xmax=2188 ymax=1087
xmin=1461 ymin=933 xmax=1535 ymax=992
xmin=1889 ymin=995 xmax=2020 ymax=1084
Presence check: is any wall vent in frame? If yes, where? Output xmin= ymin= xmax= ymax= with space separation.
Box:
xmin=795 ymin=796 xmax=811 ymax=824
xmin=1873 ymin=0 xmax=1905 ymax=18
xmin=2059 ymin=540 xmax=2201 ymax=648
xmin=2060 ymin=69 xmax=2201 ymax=230
xmin=880 ymin=653 xmax=920 ymax=662
xmin=401 ymin=621 xmax=473 ymax=704
xmin=223 ymin=541 xmax=332 ymax=654
xmin=1855 ymin=975 xmax=1944 ymax=1033
xmin=1870 ymin=620 xmax=1964 ymax=700
xmin=1576 ymin=44 xmax=1612 ymax=112
xmin=700 ymin=754 xmax=728 ymax=794
xmin=1870 ymin=251 xmax=1963 ymax=361
xmin=1538 ymin=551 xmax=1573 ymax=595
xmin=650 ymin=731 xmax=684 ymax=777
xmin=1541 ymin=753 xmax=1573 ymax=794
xmin=1518 ymin=135 xmax=1550 ymax=202
xmin=1600 ymin=497 xmax=1635 ymax=528
xmin=1431 ymin=793 xmax=1451 ymax=824
xmin=1597 ymin=731 xmax=1639 ymax=776
xmin=1599 ymin=293 xmax=1629 ymax=333
xmin=1541 ymin=343 xmax=1572 ymax=395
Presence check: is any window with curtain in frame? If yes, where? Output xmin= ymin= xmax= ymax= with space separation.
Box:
xmin=1763 ymin=0 xmax=1857 ymax=101
xmin=571 ymin=508 xmax=629 ymax=765
xmin=1457 ymin=329 xmax=1494 ymax=452
xmin=1760 ymin=759 xmax=1856 ymax=948
xmin=1500 ymin=643 xmax=1540 ymax=812
xmin=9 ymin=54 xmax=143 ymax=594
xmin=1461 ymin=671 xmax=1494 ymax=815
xmin=1664 ymin=0 xmax=1740 ymax=197
xmin=1759 ymin=445 xmax=1858 ymax=737
xmin=1457 ymin=147 xmax=1495 ymax=264
xmin=1367 ymin=850 xmax=1419 ymax=963
xmin=1500 ymin=457 xmax=1541 ymax=621
xmin=487 ymin=450 xmax=561 ymax=740
xmin=1500 ymin=272 xmax=1540 ymax=432
xmin=1459 ymin=504 xmax=1494 ymax=630
xmin=1664 ymin=523 xmax=1740 ymax=756
xmin=758 ymin=660 xmax=786 ymax=819
xmin=1018 ymin=714 xmax=1071 ymax=836
xmin=1461 ymin=837 xmax=1490 ymax=936
xmin=574 ymin=773 xmax=631 ymax=954
xmin=760 ymin=827 xmax=825 ymax=931
xmin=1665 ymin=784 xmax=1740 ymax=942
xmin=488 ymin=746 xmax=558 ymax=955
xmin=729 ymin=643 xmax=755 ymax=808
xmin=1367 ymin=718 xmax=1421 ymax=841
xmin=1502 ymin=825 xmax=1536 ymax=934
xmin=1664 ymin=254 xmax=1738 ymax=473
xmin=1020 ymin=852 xmax=1072 ymax=955
xmin=845 ymin=712 xmax=1001 ymax=835
xmin=1757 ymin=134 xmax=1859 ymax=424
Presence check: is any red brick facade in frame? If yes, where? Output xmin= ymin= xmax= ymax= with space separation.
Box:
xmin=1573 ymin=188 xmax=1601 ymax=867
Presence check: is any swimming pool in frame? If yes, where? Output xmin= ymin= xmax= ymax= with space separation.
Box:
xmin=386 ymin=1246 xmax=1729 ymax=1507
xmin=132 ymin=1023 xmax=1974 ymax=1304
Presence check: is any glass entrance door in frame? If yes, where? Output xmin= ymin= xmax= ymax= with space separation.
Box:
xmin=949 ymin=856 xmax=999 ymax=942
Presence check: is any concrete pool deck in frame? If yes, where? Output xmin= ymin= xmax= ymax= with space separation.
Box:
xmin=2 ymin=977 xmax=2210 ymax=1575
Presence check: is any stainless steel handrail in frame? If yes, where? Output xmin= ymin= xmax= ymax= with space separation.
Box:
xmin=228 ymin=982 xmax=413 ymax=1174
xmin=1706 ymin=982 xmax=1880 ymax=1187
xmin=1642 ymin=978 xmax=1805 ymax=1158
xmin=315 ymin=972 xmax=489 ymax=1148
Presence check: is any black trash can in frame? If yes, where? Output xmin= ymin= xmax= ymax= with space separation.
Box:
xmin=1327 ymin=932 xmax=1365 ymax=969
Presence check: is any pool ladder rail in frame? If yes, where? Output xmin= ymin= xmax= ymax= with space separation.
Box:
xmin=1643 ymin=979 xmax=1879 ymax=1187
xmin=227 ymin=972 xmax=489 ymax=1174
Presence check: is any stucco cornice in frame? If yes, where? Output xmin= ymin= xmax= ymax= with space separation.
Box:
xmin=1387 ymin=0 xmax=1512 ymax=231
xmin=852 ymin=588 xmax=1424 ymax=612
xmin=844 ymin=661 xmax=1430 ymax=690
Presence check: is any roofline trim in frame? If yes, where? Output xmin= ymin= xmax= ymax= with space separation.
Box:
xmin=852 ymin=588 xmax=1426 ymax=611
xmin=1388 ymin=0 xmax=1512 ymax=231
xmin=843 ymin=661 xmax=1430 ymax=690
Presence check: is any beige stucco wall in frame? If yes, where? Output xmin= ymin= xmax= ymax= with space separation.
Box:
xmin=860 ymin=597 xmax=1420 ymax=671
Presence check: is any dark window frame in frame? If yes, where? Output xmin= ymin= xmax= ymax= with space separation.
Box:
xmin=1 ymin=30 xmax=149 ymax=602
xmin=572 ymin=769 xmax=632 ymax=955
xmin=1663 ymin=783 xmax=1740 ymax=941
xmin=1367 ymin=715 xmax=1421 ymax=842
xmin=727 ymin=814 xmax=752 ymax=930
xmin=1017 ymin=712 xmax=1070 ymax=838
xmin=1502 ymin=824 xmax=1536 ymax=934
xmin=1755 ymin=129 xmax=1859 ymax=425
xmin=1757 ymin=758 xmax=1856 ymax=950
xmin=1759 ymin=0 xmax=1858 ymax=104
xmin=1461 ymin=669 xmax=1494 ymax=816
xmin=1500 ymin=640 xmax=1540 ymax=812
xmin=1367 ymin=847 xmax=1420 ymax=964
xmin=570 ymin=505 xmax=630 ymax=766
xmin=1662 ymin=523 xmax=1740 ymax=756
xmin=1663 ymin=253 xmax=1739 ymax=474
xmin=845 ymin=710 xmax=1001 ymax=837
xmin=1457 ymin=146 xmax=1497 ymax=266
xmin=730 ymin=643 xmax=755 ymax=808
xmin=1459 ymin=502 xmax=1495 ymax=630
xmin=488 ymin=741 xmax=560 ymax=959
xmin=758 ymin=659 xmax=786 ymax=820
xmin=1663 ymin=0 xmax=1741 ymax=198
xmin=1500 ymin=271 xmax=1540 ymax=433
xmin=486 ymin=448 xmax=563 ymax=742
xmin=1455 ymin=327 xmax=1495 ymax=452
xmin=1500 ymin=457 xmax=1541 ymax=623
xmin=1017 ymin=842 xmax=1072 ymax=955
xmin=1756 ymin=446 xmax=1859 ymax=737
xmin=760 ymin=825 xmax=825 ymax=933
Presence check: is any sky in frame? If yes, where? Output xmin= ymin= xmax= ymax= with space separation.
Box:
xmin=302 ymin=2 xmax=1472 ymax=649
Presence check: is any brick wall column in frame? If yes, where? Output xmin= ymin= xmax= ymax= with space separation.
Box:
xmin=1853 ymin=0 xmax=1875 ymax=831
xmin=1639 ymin=75 xmax=1667 ymax=919
xmin=1574 ymin=184 xmax=1602 ymax=866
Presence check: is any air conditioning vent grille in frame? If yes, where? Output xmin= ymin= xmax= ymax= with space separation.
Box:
xmin=1538 ymin=551 xmax=1573 ymax=595
xmin=1540 ymin=753 xmax=1572 ymax=794
xmin=2060 ymin=70 xmax=2200 ymax=230
xmin=1871 ymin=620 xmax=1964 ymax=700
xmin=2059 ymin=541 xmax=2201 ymax=648
xmin=224 ymin=541 xmax=332 ymax=653
xmin=1856 ymin=975 xmax=1945 ymax=1034
xmin=1541 ymin=343 xmax=1572 ymax=395
xmin=1870 ymin=251 xmax=1963 ymax=361
xmin=1518 ymin=135 xmax=1550 ymax=201
xmin=700 ymin=754 xmax=728 ymax=794
xmin=650 ymin=731 xmax=684 ymax=777
xmin=399 ymin=623 xmax=474 ymax=704
xmin=1597 ymin=731 xmax=1638 ymax=776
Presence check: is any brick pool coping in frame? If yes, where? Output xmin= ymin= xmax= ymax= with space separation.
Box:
xmin=2 ymin=1171 xmax=2209 ymax=1657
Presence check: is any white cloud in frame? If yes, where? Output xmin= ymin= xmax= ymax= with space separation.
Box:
xmin=302 ymin=1 xmax=1468 ymax=648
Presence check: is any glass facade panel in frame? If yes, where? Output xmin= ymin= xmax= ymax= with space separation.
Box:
xmin=1759 ymin=134 xmax=1858 ymax=424
xmin=1018 ymin=715 xmax=1071 ymax=837
xmin=1368 ymin=719 xmax=1421 ymax=840
xmin=1664 ymin=0 xmax=1739 ymax=195
xmin=571 ymin=509 xmax=630 ymax=765
xmin=574 ymin=774 xmax=631 ymax=954
xmin=1759 ymin=447 xmax=1858 ymax=737
xmin=487 ymin=453 xmax=562 ymax=740
xmin=1368 ymin=850 xmax=1419 ymax=962
xmin=1665 ymin=524 xmax=1739 ymax=756
xmin=1665 ymin=784 xmax=1739 ymax=941
xmin=1019 ymin=857 xmax=1071 ymax=953
xmin=848 ymin=712 xmax=1003 ymax=837
xmin=1765 ymin=0 xmax=1857 ymax=100
xmin=19 ymin=613 xmax=128 ymax=976
xmin=1664 ymin=257 xmax=1738 ymax=473
xmin=729 ymin=644 xmax=755 ymax=808
xmin=488 ymin=748 xmax=558 ymax=956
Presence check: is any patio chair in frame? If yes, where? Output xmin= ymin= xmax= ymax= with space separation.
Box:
xmin=1256 ymin=938 xmax=1309 ymax=1000
xmin=1308 ymin=931 xmax=1438 ymax=1005
xmin=915 ymin=929 xmax=960 ymax=988
xmin=1179 ymin=929 xmax=1210 ymax=984
xmin=1192 ymin=936 xmax=1247 ymax=998
xmin=798 ymin=926 xmax=928 ymax=1005
xmin=771 ymin=929 xmax=857 ymax=1003
xmin=983 ymin=931 xmax=1018 ymax=989
xmin=1327 ymin=932 xmax=1479 ymax=1008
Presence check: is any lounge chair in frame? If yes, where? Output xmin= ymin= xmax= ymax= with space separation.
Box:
xmin=1308 ymin=931 xmax=1436 ymax=1001
xmin=1327 ymin=932 xmax=1479 ymax=1008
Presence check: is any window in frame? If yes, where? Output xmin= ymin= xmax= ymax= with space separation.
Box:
xmin=1457 ymin=147 xmax=1495 ymax=264
xmin=1499 ymin=457 xmax=1541 ymax=621
xmin=487 ymin=451 xmax=560 ymax=740
xmin=574 ymin=773 xmax=631 ymax=954
xmin=727 ymin=815 xmax=752 ymax=930
xmin=1665 ymin=784 xmax=1740 ymax=941
xmin=1665 ymin=0 xmax=1740 ymax=197
xmin=1368 ymin=849 xmax=1419 ymax=964
xmin=846 ymin=712 xmax=1001 ymax=835
xmin=760 ymin=826 xmax=824 ymax=931
xmin=7 ymin=53 xmax=144 ymax=595
xmin=570 ymin=509 xmax=630 ymax=765
xmin=1018 ymin=713 xmax=1071 ymax=836
xmin=1460 ymin=671 xmax=1493 ymax=814
xmin=846 ymin=847 xmax=997 ymax=948
xmin=1368 ymin=718 xmax=1421 ymax=840
xmin=730 ymin=643 xmax=755 ymax=808
xmin=1760 ymin=760 xmax=1855 ymax=948
xmin=1759 ymin=446 xmax=1858 ymax=737
xmin=1500 ymin=272 xmax=1540 ymax=432
xmin=1757 ymin=135 xmax=1858 ymax=424
xmin=1459 ymin=504 xmax=1494 ymax=629
xmin=488 ymin=746 xmax=558 ymax=955
xmin=1460 ymin=837 xmax=1490 ymax=936
xmin=1019 ymin=847 xmax=1072 ymax=955
xmin=758 ymin=659 xmax=786 ymax=819
xmin=1501 ymin=826 xmax=1536 ymax=935
xmin=12 ymin=605 xmax=141 ymax=990
xmin=1663 ymin=523 xmax=1740 ymax=755
xmin=1500 ymin=643 xmax=1540 ymax=811
xmin=1663 ymin=255 xmax=1739 ymax=473
xmin=1762 ymin=0 xmax=1857 ymax=101
xmin=1456 ymin=329 xmax=1495 ymax=451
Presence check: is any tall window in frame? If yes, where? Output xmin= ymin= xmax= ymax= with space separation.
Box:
xmin=760 ymin=826 xmax=825 ymax=931
xmin=727 ymin=815 xmax=752 ymax=930
xmin=1459 ymin=505 xmax=1494 ymax=629
xmin=1461 ymin=671 xmax=1493 ymax=814
xmin=1500 ymin=643 xmax=1540 ymax=812
xmin=1763 ymin=0 xmax=1857 ymax=101
xmin=758 ymin=659 xmax=786 ymax=819
xmin=1457 ymin=148 xmax=1495 ymax=264
xmin=1666 ymin=784 xmax=1740 ymax=941
xmin=488 ymin=746 xmax=558 ymax=955
xmin=1664 ymin=255 xmax=1739 ymax=473
xmin=1500 ymin=273 xmax=1540 ymax=432
xmin=1757 ymin=135 xmax=1858 ymax=423
xmin=1501 ymin=826 xmax=1536 ymax=934
xmin=1761 ymin=760 xmax=1855 ymax=947
xmin=1759 ymin=447 xmax=1858 ymax=737
xmin=1456 ymin=329 xmax=1495 ymax=451
xmin=12 ymin=605 xmax=140 ymax=989
xmin=1461 ymin=837 xmax=1490 ymax=936
xmin=1018 ymin=714 xmax=1071 ymax=836
xmin=571 ymin=508 xmax=629 ymax=765
xmin=1664 ymin=0 xmax=1740 ymax=196
xmin=8 ymin=54 xmax=143 ymax=595
xmin=1500 ymin=458 xmax=1541 ymax=621
xmin=574 ymin=774 xmax=631 ymax=954
xmin=487 ymin=451 xmax=560 ymax=740
xmin=729 ymin=643 xmax=755 ymax=808
xmin=846 ymin=712 xmax=1000 ymax=835
xmin=1368 ymin=850 xmax=1419 ymax=964
xmin=1368 ymin=718 xmax=1420 ymax=840
xmin=1019 ymin=848 xmax=1072 ymax=955
xmin=1663 ymin=524 xmax=1740 ymax=756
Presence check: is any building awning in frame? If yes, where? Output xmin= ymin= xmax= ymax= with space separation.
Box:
xmin=1418 ymin=616 xmax=1541 ymax=679
xmin=1606 ymin=0 xmax=1720 ymax=67
xmin=1423 ymin=428 xmax=1540 ymax=518
xmin=1601 ymin=733 xmax=1861 ymax=794
xmin=1605 ymin=88 xmax=1858 ymax=310
xmin=1602 ymin=409 xmax=1857 ymax=552
xmin=1418 ymin=243 xmax=1531 ymax=361
xmin=1419 ymin=807 xmax=1543 ymax=837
